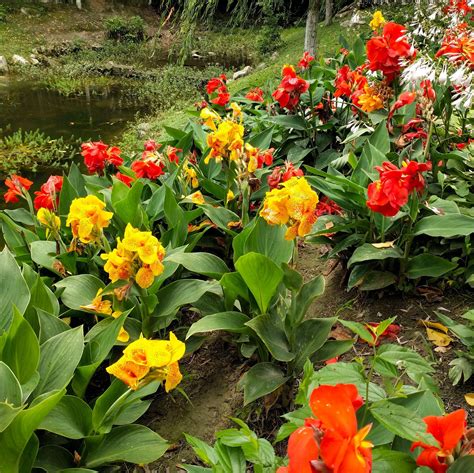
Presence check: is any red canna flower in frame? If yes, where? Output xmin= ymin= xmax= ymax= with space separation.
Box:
xmin=167 ymin=146 xmax=182 ymax=164
xmin=115 ymin=172 xmax=135 ymax=187
xmin=144 ymin=139 xmax=159 ymax=152
xmin=365 ymin=322 xmax=401 ymax=346
xmin=206 ymin=74 xmax=227 ymax=94
xmin=211 ymin=85 xmax=230 ymax=106
xmin=272 ymin=65 xmax=310 ymax=110
xmin=81 ymin=142 xmax=123 ymax=175
xmin=412 ymin=410 xmax=467 ymax=473
xmin=245 ymin=87 xmax=265 ymax=102
xmin=4 ymin=175 xmax=33 ymax=204
xmin=366 ymin=22 xmax=415 ymax=81
xmin=131 ymin=152 xmax=165 ymax=180
xmin=315 ymin=196 xmax=343 ymax=217
xmin=436 ymin=25 xmax=474 ymax=67
xmin=279 ymin=384 xmax=372 ymax=473
xmin=388 ymin=91 xmax=417 ymax=121
xmin=298 ymin=51 xmax=315 ymax=69
xmin=444 ymin=0 xmax=472 ymax=16
xmin=33 ymin=175 xmax=63 ymax=210
xmin=267 ymin=162 xmax=304 ymax=189
xmin=421 ymin=80 xmax=436 ymax=101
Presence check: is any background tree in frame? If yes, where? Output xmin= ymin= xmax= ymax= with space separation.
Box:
xmin=304 ymin=0 xmax=322 ymax=55
xmin=325 ymin=0 xmax=333 ymax=26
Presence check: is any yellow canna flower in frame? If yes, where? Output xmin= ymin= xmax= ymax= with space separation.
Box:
xmin=205 ymin=119 xmax=244 ymax=164
xmin=226 ymin=190 xmax=235 ymax=203
xmin=230 ymin=102 xmax=242 ymax=119
xmin=188 ymin=191 xmax=205 ymax=205
xmin=66 ymin=195 xmax=113 ymax=245
xmin=200 ymin=107 xmax=221 ymax=130
xmin=101 ymin=240 xmax=135 ymax=283
xmin=107 ymin=332 xmax=185 ymax=391
xmin=80 ymin=288 xmax=113 ymax=315
xmin=37 ymin=207 xmax=61 ymax=238
xmin=358 ymin=85 xmax=384 ymax=113
xmin=369 ymin=11 xmax=386 ymax=30
xmin=183 ymin=161 xmax=199 ymax=188
xmin=260 ymin=176 xmax=319 ymax=240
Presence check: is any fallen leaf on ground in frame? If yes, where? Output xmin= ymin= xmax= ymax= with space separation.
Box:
xmin=464 ymin=393 xmax=474 ymax=406
xmin=425 ymin=327 xmax=453 ymax=347
xmin=330 ymin=325 xmax=353 ymax=341
xmin=421 ymin=320 xmax=450 ymax=333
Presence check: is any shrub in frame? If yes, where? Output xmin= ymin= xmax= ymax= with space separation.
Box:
xmin=105 ymin=15 xmax=146 ymax=43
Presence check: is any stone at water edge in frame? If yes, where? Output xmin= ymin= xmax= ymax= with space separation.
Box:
xmin=0 ymin=56 xmax=8 ymax=74
xmin=30 ymin=54 xmax=40 ymax=65
xmin=233 ymin=65 xmax=252 ymax=81
xmin=12 ymin=55 xmax=29 ymax=65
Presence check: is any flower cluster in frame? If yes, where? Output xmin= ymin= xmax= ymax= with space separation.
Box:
xmin=66 ymin=195 xmax=113 ymax=245
xmin=367 ymin=160 xmax=432 ymax=217
xmin=260 ymin=176 xmax=319 ymax=240
xmin=80 ymin=288 xmax=129 ymax=342
xmin=101 ymin=223 xmax=166 ymax=289
xmin=206 ymin=74 xmax=230 ymax=106
xmin=37 ymin=207 xmax=61 ymax=239
xmin=131 ymin=140 xmax=165 ymax=180
xmin=81 ymin=141 xmax=123 ymax=175
xmin=278 ymin=384 xmax=373 ymax=473
xmin=272 ymin=65 xmax=310 ymax=110
xmin=34 ymin=175 xmax=63 ymax=211
xmin=3 ymin=175 xmax=33 ymax=204
xmin=298 ymin=51 xmax=315 ymax=69
xmin=436 ymin=23 xmax=474 ymax=67
xmin=367 ymin=22 xmax=416 ymax=81
xmin=245 ymin=87 xmax=265 ymax=102
xmin=107 ymin=332 xmax=185 ymax=391
xmin=267 ymin=162 xmax=304 ymax=189
xmin=205 ymin=118 xmax=244 ymax=164
xmin=369 ymin=10 xmax=386 ymax=31
xmin=412 ymin=409 xmax=471 ymax=472
xmin=244 ymin=144 xmax=274 ymax=173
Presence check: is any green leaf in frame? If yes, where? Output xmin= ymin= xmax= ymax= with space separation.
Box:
xmin=112 ymin=180 xmax=144 ymax=227
xmin=84 ymin=425 xmax=169 ymax=467
xmin=292 ymin=318 xmax=336 ymax=372
xmin=372 ymin=449 xmax=416 ymax=473
xmin=348 ymin=244 xmax=403 ymax=267
xmin=246 ymin=314 xmax=294 ymax=362
xmin=59 ymin=175 xmax=79 ymax=217
xmin=30 ymin=240 xmax=63 ymax=276
xmin=37 ymin=309 xmax=70 ymax=344
xmin=267 ymin=115 xmax=307 ymax=130
xmin=26 ymin=273 xmax=60 ymax=318
xmin=235 ymin=252 xmax=283 ymax=314
xmin=184 ymin=434 xmax=218 ymax=466
xmin=201 ymin=204 xmax=240 ymax=233
xmin=311 ymin=340 xmax=354 ymax=363
xmin=359 ymin=271 xmax=397 ymax=291
xmin=166 ymin=252 xmax=229 ymax=279
xmin=35 ymin=445 xmax=74 ymax=472
xmin=406 ymin=254 xmax=457 ymax=279
xmin=0 ymin=247 xmax=30 ymax=331
xmin=55 ymin=275 xmax=105 ymax=311
xmin=339 ymin=320 xmax=374 ymax=344
xmin=370 ymin=401 xmax=437 ymax=445
xmin=186 ymin=312 xmax=250 ymax=339
xmin=0 ymin=362 xmax=24 ymax=432
xmin=291 ymin=275 xmax=325 ymax=326
xmin=1 ymin=306 xmax=40 ymax=384
xmin=39 ymin=395 xmax=92 ymax=439
xmin=447 ymin=456 xmax=474 ymax=473
xmin=413 ymin=214 xmax=474 ymax=237
xmin=0 ymin=389 xmax=65 ymax=472
xmin=248 ymin=127 xmax=274 ymax=149
xmin=32 ymin=327 xmax=84 ymax=398
xmin=238 ymin=362 xmax=288 ymax=405
xmin=241 ymin=218 xmax=294 ymax=265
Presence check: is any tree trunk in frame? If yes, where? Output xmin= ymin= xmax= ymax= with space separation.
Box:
xmin=324 ymin=0 xmax=333 ymax=26
xmin=304 ymin=0 xmax=321 ymax=56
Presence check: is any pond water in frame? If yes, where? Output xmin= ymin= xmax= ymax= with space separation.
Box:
xmin=0 ymin=77 xmax=147 ymax=142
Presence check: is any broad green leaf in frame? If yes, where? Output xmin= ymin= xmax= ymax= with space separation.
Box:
xmin=242 ymin=218 xmax=294 ymax=265
xmin=235 ymin=252 xmax=283 ymax=314
xmin=59 ymin=175 xmax=79 ymax=217
xmin=372 ymin=449 xmax=416 ymax=473
xmin=0 ymin=247 xmax=30 ymax=331
xmin=291 ymin=275 xmax=325 ymax=326
xmin=26 ymin=273 xmax=60 ymax=319
xmin=184 ymin=434 xmax=218 ymax=466
xmin=201 ymin=204 xmax=240 ymax=233
xmin=0 ymin=362 xmax=24 ymax=432
xmin=37 ymin=309 xmax=70 ymax=344
xmin=166 ymin=252 xmax=229 ymax=279
xmin=267 ymin=115 xmax=307 ymax=130
xmin=55 ymin=275 xmax=105 ymax=311
xmin=30 ymin=240 xmax=63 ymax=276
xmin=39 ymin=395 xmax=92 ymax=439
xmin=292 ymin=318 xmax=336 ymax=372
xmin=311 ymin=340 xmax=354 ymax=363
xmin=348 ymin=244 xmax=403 ymax=267
xmin=238 ymin=362 xmax=288 ymax=405
xmin=113 ymin=180 xmax=144 ymax=227
xmin=370 ymin=401 xmax=437 ymax=445
xmin=246 ymin=314 xmax=294 ymax=362
xmin=186 ymin=312 xmax=250 ymax=339
xmin=339 ymin=320 xmax=374 ymax=344
xmin=33 ymin=327 xmax=84 ymax=398
xmin=0 ymin=389 xmax=65 ymax=473
xmin=35 ymin=445 xmax=74 ymax=472
xmin=84 ymin=425 xmax=168 ymax=467
xmin=447 ymin=456 xmax=474 ymax=472
xmin=1 ymin=306 xmax=40 ymax=385
xmin=406 ymin=254 xmax=457 ymax=279
xmin=413 ymin=214 xmax=474 ymax=237
xmin=359 ymin=271 xmax=397 ymax=291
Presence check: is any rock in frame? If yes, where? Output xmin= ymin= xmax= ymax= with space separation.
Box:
xmin=207 ymin=51 xmax=217 ymax=57
xmin=233 ymin=65 xmax=252 ymax=81
xmin=12 ymin=54 xmax=28 ymax=65
xmin=0 ymin=56 xmax=8 ymax=74
xmin=341 ymin=12 xmax=366 ymax=28
xmin=20 ymin=7 xmax=30 ymax=15
xmin=271 ymin=51 xmax=279 ymax=61
xmin=30 ymin=54 xmax=40 ymax=65
xmin=256 ymin=62 xmax=266 ymax=71
xmin=191 ymin=50 xmax=204 ymax=59
xmin=136 ymin=122 xmax=152 ymax=138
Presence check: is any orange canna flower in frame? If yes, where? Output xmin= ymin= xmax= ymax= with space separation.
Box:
xmin=412 ymin=410 xmax=467 ymax=473
xmin=3 ymin=175 xmax=33 ymax=204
